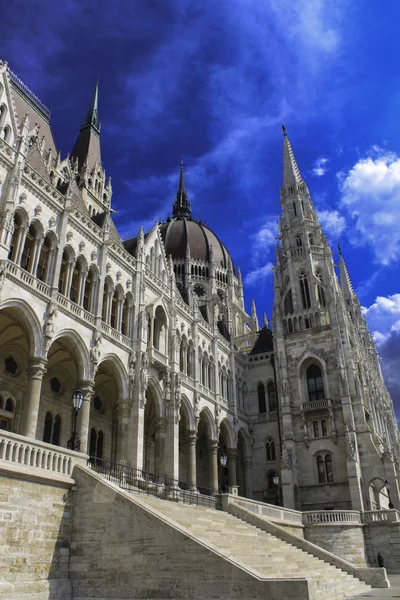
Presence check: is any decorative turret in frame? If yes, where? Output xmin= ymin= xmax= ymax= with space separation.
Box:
xmin=172 ymin=154 xmax=192 ymax=219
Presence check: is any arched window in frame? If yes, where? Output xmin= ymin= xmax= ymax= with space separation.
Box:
xmin=306 ymin=364 xmax=325 ymax=402
xmin=8 ymin=213 xmax=22 ymax=262
xmin=121 ymin=297 xmax=129 ymax=336
xmin=70 ymin=257 xmax=85 ymax=304
xmin=266 ymin=438 xmax=276 ymax=462
xmin=5 ymin=398 xmax=13 ymax=412
xmin=284 ymin=290 xmax=294 ymax=315
xmin=2 ymin=125 xmax=11 ymax=142
xmin=36 ymin=235 xmax=51 ymax=282
xmin=83 ymin=267 xmax=95 ymax=313
xmin=43 ymin=412 xmax=52 ymax=443
xmin=58 ymin=249 xmax=69 ymax=295
xmin=296 ymin=235 xmax=302 ymax=248
xmin=258 ymin=383 xmax=266 ymax=414
xmin=110 ymin=289 xmax=118 ymax=329
xmin=268 ymin=381 xmax=277 ymax=412
xmin=179 ymin=342 xmax=184 ymax=372
xmin=299 ymin=272 xmax=311 ymax=309
xmin=89 ymin=428 xmax=97 ymax=463
xmin=20 ymin=224 xmax=36 ymax=271
xmin=97 ymin=431 xmax=104 ymax=461
xmin=317 ymin=453 xmax=334 ymax=483
xmin=51 ymin=415 xmax=61 ymax=446
xmin=293 ymin=201 xmax=297 ymax=217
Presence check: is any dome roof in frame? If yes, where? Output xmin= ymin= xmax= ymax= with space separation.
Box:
xmin=159 ymin=217 xmax=230 ymax=268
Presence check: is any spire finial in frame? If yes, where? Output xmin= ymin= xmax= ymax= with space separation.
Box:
xmin=172 ymin=154 xmax=191 ymax=219
xmin=80 ymin=79 xmax=100 ymax=134
xmin=263 ymin=313 xmax=269 ymax=328
xmin=282 ymin=121 xmax=287 ymax=135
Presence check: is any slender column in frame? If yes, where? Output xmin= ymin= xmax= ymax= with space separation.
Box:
xmin=77 ymin=381 xmax=94 ymax=454
xmin=155 ymin=417 xmax=167 ymax=475
xmin=77 ymin=268 xmax=87 ymax=307
xmin=165 ymin=411 xmax=179 ymax=482
xmin=30 ymin=236 xmax=43 ymax=276
xmin=188 ymin=430 xmax=197 ymax=491
xmin=227 ymin=448 xmax=237 ymax=487
xmin=116 ymin=399 xmax=131 ymax=463
xmin=209 ymin=439 xmax=219 ymax=492
xmin=14 ymin=225 xmax=27 ymax=265
xmin=244 ymin=456 xmax=253 ymax=498
xmin=20 ymin=357 xmax=47 ymax=438
xmin=64 ymin=259 xmax=74 ymax=297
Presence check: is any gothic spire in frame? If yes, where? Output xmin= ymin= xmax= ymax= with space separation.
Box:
xmin=172 ymin=154 xmax=192 ymax=219
xmin=338 ymin=245 xmax=356 ymax=300
xmin=71 ymin=79 xmax=101 ymax=171
xmin=82 ymin=78 xmax=100 ymax=134
xmin=282 ymin=124 xmax=304 ymax=189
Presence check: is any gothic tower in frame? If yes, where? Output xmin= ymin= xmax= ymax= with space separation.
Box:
xmin=272 ymin=126 xmax=399 ymax=511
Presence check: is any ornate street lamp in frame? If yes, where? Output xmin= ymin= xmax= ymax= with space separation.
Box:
xmin=272 ymin=473 xmax=280 ymax=486
xmin=272 ymin=473 xmax=281 ymax=506
xmin=385 ymin=480 xmax=394 ymax=509
xmin=219 ymin=452 xmax=228 ymax=468
xmin=67 ymin=390 xmax=84 ymax=452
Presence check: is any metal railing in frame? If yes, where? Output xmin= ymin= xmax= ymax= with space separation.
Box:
xmin=88 ymin=458 xmax=217 ymax=509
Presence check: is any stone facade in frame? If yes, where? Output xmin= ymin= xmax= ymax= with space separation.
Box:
xmin=0 ymin=59 xmax=398 ymax=517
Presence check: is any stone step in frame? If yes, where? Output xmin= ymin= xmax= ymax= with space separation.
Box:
xmin=133 ymin=494 xmax=370 ymax=600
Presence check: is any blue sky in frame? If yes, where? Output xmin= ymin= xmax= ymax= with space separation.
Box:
xmin=2 ymin=0 xmax=400 ymax=412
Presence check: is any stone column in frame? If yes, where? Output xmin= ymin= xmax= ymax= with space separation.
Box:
xmin=209 ymin=439 xmax=219 ymax=492
xmin=155 ymin=417 xmax=167 ymax=475
xmin=115 ymin=399 xmax=131 ymax=463
xmin=77 ymin=381 xmax=94 ymax=455
xmin=227 ymin=448 xmax=237 ymax=487
xmin=20 ymin=357 xmax=47 ymax=438
xmin=165 ymin=411 xmax=179 ymax=483
xmin=188 ymin=430 xmax=197 ymax=491
xmin=30 ymin=235 xmax=43 ymax=277
xmin=14 ymin=224 xmax=27 ymax=265
xmin=244 ymin=456 xmax=253 ymax=498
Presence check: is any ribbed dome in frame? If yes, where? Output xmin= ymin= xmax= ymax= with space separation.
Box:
xmin=159 ymin=217 xmax=230 ymax=268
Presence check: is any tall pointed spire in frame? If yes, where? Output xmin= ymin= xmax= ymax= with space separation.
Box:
xmin=338 ymin=245 xmax=355 ymax=300
xmin=282 ymin=124 xmax=305 ymax=190
xmin=81 ymin=78 xmax=100 ymax=134
xmin=71 ymin=79 xmax=102 ymax=171
xmin=172 ymin=154 xmax=192 ymax=219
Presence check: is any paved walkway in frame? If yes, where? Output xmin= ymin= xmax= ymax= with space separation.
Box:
xmin=349 ymin=575 xmax=400 ymax=598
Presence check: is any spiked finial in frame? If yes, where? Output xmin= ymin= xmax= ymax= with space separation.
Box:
xmin=81 ymin=79 xmax=100 ymax=134
xmin=251 ymin=298 xmax=257 ymax=318
xmin=263 ymin=313 xmax=269 ymax=328
xmin=172 ymin=154 xmax=192 ymax=219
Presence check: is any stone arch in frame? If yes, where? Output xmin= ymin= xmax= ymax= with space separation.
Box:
xmin=96 ymin=353 xmax=129 ymax=399
xmin=143 ymin=379 xmax=164 ymax=474
xmin=0 ymin=298 xmax=42 ymax=357
xmin=297 ymin=352 xmax=329 ymax=406
xmin=368 ymin=477 xmax=389 ymax=510
xmin=197 ymin=406 xmax=217 ymax=440
xmin=48 ymin=329 xmax=90 ymax=381
xmin=180 ymin=394 xmax=196 ymax=431
xmin=219 ymin=417 xmax=235 ymax=449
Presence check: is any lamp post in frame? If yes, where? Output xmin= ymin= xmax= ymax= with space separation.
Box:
xmin=67 ymin=390 xmax=84 ymax=452
xmin=219 ymin=452 xmax=228 ymax=492
xmin=385 ymin=480 xmax=394 ymax=509
xmin=272 ymin=473 xmax=281 ymax=506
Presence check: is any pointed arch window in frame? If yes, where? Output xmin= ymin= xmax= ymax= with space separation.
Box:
xmin=43 ymin=412 xmax=53 ymax=443
xmin=296 ymin=235 xmax=302 ymax=248
xmin=306 ymin=364 xmax=325 ymax=402
xmin=258 ymin=383 xmax=266 ymax=414
xmin=317 ymin=453 xmax=334 ymax=483
xmin=58 ymin=249 xmax=69 ymax=295
xmin=8 ymin=213 xmax=22 ymax=262
xmin=268 ymin=381 xmax=277 ymax=412
xmin=83 ymin=268 xmax=95 ymax=313
xmin=299 ymin=272 xmax=311 ymax=309
xmin=284 ymin=290 xmax=294 ymax=315
xmin=315 ymin=271 xmax=326 ymax=308
xmin=51 ymin=415 xmax=61 ymax=446
xmin=20 ymin=224 xmax=36 ymax=271
xmin=266 ymin=437 xmax=276 ymax=462
xmin=293 ymin=201 xmax=297 ymax=217
xmin=36 ymin=235 xmax=51 ymax=282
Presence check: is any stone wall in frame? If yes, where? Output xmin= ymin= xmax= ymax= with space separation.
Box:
xmin=70 ymin=465 xmax=312 ymax=600
xmin=0 ymin=471 xmax=72 ymax=600
xmin=304 ymin=524 xmax=368 ymax=566
xmin=364 ymin=522 xmax=400 ymax=573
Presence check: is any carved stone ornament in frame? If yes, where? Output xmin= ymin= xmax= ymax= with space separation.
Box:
xmin=79 ymin=241 xmax=85 ymax=253
xmin=106 ymin=262 xmax=112 ymax=273
xmin=281 ymin=438 xmax=292 ymax=469
xmin=90 ymin=331 xmax=102 ymax=365
xmin=66 ymin=231 xmax=73 ymax=242
xmin=34 ymin=204 xmax=42 ymax=216
xmin=49 ymin=216 xmax=56 ymax=228
xmin=91 ymin=250 xmax=97 ymax=262
xmin=345 ymin=425 xmax=356 ymax=461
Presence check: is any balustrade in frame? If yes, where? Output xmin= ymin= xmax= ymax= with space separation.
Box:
xmin=303 ymin=510 xmax=361 ymax=525
xmin=0 ymin=430 xmax=86 ymax=477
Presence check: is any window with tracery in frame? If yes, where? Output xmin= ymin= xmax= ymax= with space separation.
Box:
xmin=266 ymin=437 xmax=276 ymax=462
xmin=316 ymin=453 xmax=334 ymax=483
xmin=258 ymin=382 xmax=266 ymax=414
xmin=299 ymin=272 xmax=311 ymax=309
xmin=306 ymin=364 xmax=325 ymax=402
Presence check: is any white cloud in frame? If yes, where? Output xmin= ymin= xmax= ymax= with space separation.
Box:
xmin=339 ymin=148 xmax=400 ymax=264
xmin=312 ymin=156 xmax=329 ymax=176
xmin=244 ymin=262 xmax=274 ymax=286
xmin=318 ymin=209 xmax=346 ymax=238
xmin=363 ymin=294 xmax=400 ymax=345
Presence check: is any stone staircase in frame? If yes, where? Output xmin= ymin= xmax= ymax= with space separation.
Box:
xmin=137 ymin=493 xmax=371 ymax=600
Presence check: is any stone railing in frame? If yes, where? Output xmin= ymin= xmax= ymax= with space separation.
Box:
xmin=303 ymin=510 xmax=362 ymax=525
xmin=301 ymin=398 xmax=331 ymax=411
xmin=362 ymin=509 xmax=400 ymax=524
xmin=7 ymin=261 xmax=52 ymax=299
xmin=149 ymin=346 xmax=169 ymax=369
xmin=229 ymin=495 xmax=303 ymax=525
xmin=0 ymin=430 xmax=86 ymax=478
